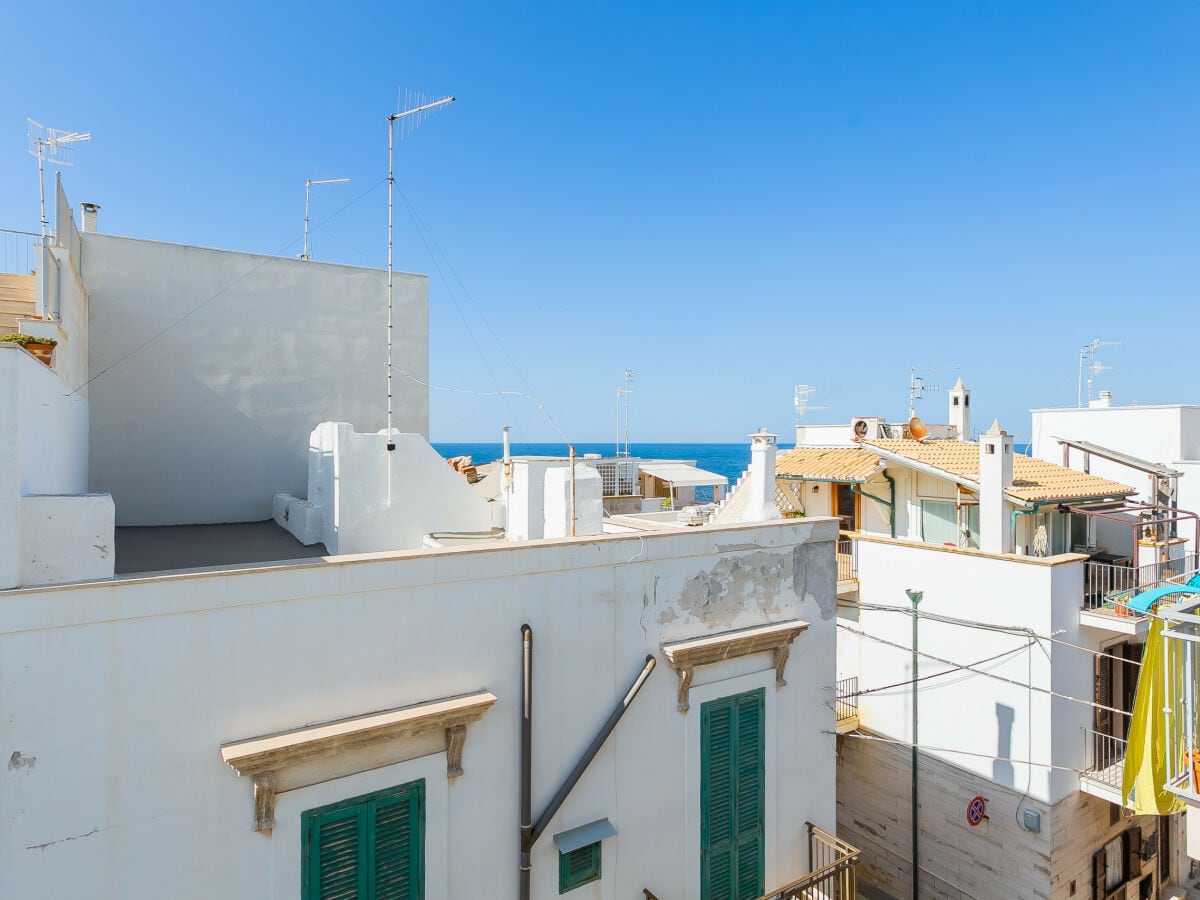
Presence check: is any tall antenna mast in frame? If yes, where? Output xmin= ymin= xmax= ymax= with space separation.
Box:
xmin=793 ymin=384 xmax=829 ymax=426
xmin=385 ymin=93 xmax=454 ymax=455
xmin=907 ymin=366 xmax=957 ymax=419
xmin=27 ymin=119 xmax=90 ymax=247
xmin=616 ymin=370 xmax=636 ymax=457
xmin=302 ymin=176 xmax=350 ymax=260
xmin=1077 ymin=337 xmax=1119 ymax=407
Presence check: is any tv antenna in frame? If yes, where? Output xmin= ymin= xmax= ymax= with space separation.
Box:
xmin=908 ymin=366 xmax=957 ymax=419
xmin=301 ymin=176 xmax=350 ymax=260
xmin=793 ymin=384 xmax=829 ymax=426
xmin=616 ymin=370 xmax=636 ymax=457
xmin=1077 ymin=338 xmax=1119 ymax=407
xmin=385 ymin=92 xmax=454 ymax=456
xmin=27 ymin=119 xmax=90 ymax=246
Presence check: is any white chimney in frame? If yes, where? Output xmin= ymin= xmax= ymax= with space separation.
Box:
xmin=978 ymin=419 xmax=1014 ymax=554
xmin=948 ymin=377 xmax=971 ymax=441
xmin=742 ymin=429 xmax=781 ymax=522
xmin=1089 ymin=390 xmax=1112 ymax=409
xmin=80 ymin=202 xmax=101 ymax=233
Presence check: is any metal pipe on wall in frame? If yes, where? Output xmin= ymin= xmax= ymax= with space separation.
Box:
xmin=519 ymin=625 xmax=533 ymax=900
xmin=530 ymin=655 xmax=656 ymax=845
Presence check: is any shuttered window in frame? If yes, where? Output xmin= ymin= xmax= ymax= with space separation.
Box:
xmin=302 ymin=780 xmax=424 ymax=900
xmin=701 ymin=688 xmax=765 ymax=900
xmin=558 ymin=841 xmax=601 ymax=893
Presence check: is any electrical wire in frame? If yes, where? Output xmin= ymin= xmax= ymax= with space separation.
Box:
xmin=838 ymin=622 xmax=1133 ymax=719
xmin=850 ymin=600 xmax=1142 ymax=668
xmin=830 ymin=730 xmax=1086 ymax=775
xmin=398 ymin=192 xmax=551 ymax=444
xmin=397 ymin=190 xmax=529 ymax=443
xmin=839 ymin=640 xmax=1034 ymax=700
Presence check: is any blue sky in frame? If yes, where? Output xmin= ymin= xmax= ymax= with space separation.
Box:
xmin=2 ymin=2 xmax=1197 ymax=445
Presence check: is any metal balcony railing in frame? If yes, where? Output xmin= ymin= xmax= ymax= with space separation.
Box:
xmin=1081 ymin=728 xmax=1127 ymax=792
xmin=756 ymin=822 xmax=860 ymax=900
xmin=1083 ymin=554 xmax=1200 ymax=614
xmin=0 ymin=229 xmax=39 ymax=276
xmin=836 ymin=537 xmax=857 ymax=583
xmin=835 ymin=677 xmax=859 ymax=727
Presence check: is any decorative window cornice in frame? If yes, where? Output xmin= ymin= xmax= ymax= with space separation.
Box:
xmin=660 ymin=620 xmax=809 ymax=712
xmin=220 ymin=690 xmax=497 ymax=832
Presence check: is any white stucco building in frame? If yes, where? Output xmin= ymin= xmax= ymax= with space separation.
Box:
xmin=767 ymin=384 xmax=1198 ymax=900
xmin=0 ymin=185 xmax=855 ymax=899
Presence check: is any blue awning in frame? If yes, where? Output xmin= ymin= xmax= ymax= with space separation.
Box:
xmin=1127 ymin=576 xmax=1200 ymax=613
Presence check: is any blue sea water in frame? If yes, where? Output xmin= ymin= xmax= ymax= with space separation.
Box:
xmin=432 ymin=442 xmax=791 ymax=501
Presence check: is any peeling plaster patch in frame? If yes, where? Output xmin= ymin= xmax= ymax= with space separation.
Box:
xmin=8 ymin=751 xmax=35 ymax=771
xmin=657 ymin=606 xmax=679 ymax=626
xmin=794 ymin=543 xmax=836 ymax=620
xmin=675 ymin=550 xmax=790 ymax=627
xmin=25 ymin=828 xmax=99 ymax=851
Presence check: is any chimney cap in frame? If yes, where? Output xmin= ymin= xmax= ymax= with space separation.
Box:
xmin=951 ymin=377 xmax=966 ymax=391
xmin=985 ymin=419 xmax=1005 ymax=436
xmin=81 ymin=202 xmax=101 ymax=212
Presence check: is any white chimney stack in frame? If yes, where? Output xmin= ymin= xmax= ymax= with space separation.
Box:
xmin=978 ymin=419 xmax=1014 ymax=554
xmin=1089 ymin=390 xmax=1113 ymax=409
xmin=948 ymin=377 xmax=971 ymax=441
xmin=742 ymin=428 xmax=781 ymax=522
xmin=80 ymin=202 xmax=101 ymax=233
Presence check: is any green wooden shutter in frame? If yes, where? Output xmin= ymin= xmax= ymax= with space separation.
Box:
xmin=305 ymin=805 xmax=368 ymax=899
xmin=303 ymin=780 xmax=424 ymax=900
xmin=734 ymin=693 xmax=764 ymax=898
xmin=701 ymin=689 xmax=764 ymax=900
xmin=372 ymin=784 xmax=424 ymax=899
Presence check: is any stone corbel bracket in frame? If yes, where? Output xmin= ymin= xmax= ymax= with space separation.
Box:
xmin=221 ymin=690 xmax=497 ymax=832
xmin=661 ymin=620 xmax=809 ymax=713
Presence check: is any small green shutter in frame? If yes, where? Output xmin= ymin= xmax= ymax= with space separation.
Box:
xmin=559 ymin=841 xmax=602 ymax=893
xmin=701 ymin=689 xmax=764 ymax=900
xmin=303 ymin=780 xmax=425 ymax=900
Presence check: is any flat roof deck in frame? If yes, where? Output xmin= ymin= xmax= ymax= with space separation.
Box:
xmin=114 ymin=520 xmax=328 ymax=576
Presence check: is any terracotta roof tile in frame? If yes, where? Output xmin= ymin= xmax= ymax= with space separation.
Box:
xmin=861 ymin=439 xmax=1135 ymax=502
xmin=775 ymin=446 xmax=880 ymax=483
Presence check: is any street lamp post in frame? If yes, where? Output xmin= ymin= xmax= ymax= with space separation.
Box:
xmin=906 ymin=588 xmax=923 ymax=900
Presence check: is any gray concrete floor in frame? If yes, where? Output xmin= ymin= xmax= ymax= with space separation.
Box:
xmin=114 ymin=520 xmax=327 ymax=575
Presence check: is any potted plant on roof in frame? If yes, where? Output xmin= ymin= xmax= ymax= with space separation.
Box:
xmin=0 ymin=333 xmax=57 ymax=367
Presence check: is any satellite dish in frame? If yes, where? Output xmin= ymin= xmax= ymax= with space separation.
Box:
xmin=908 ymin=416 xmax=927 ymax=440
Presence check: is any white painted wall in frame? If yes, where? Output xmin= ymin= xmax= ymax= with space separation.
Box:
xmin=850 ymin=537 xmax=1086 ymax=805
xmin=19 ymin=493 xmax=115 ymax=586
xmin=83 ymin=233 xmax=428 ymax=526
xmin=1031 ymin=404 xmax=1198 ymax=504
xmin=0 ymin=518 xmax=839 ymax=900
xmin=276 ymin=424 xmax=492 ymax=554
xmin=543 ymin=464 xmax=603 ymax=538
xmin=0 ymin=345 xmax=104 ymax=588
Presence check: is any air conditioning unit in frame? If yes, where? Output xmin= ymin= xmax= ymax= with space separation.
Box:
xmin=850 ymin=417 xmax=884 ymax=442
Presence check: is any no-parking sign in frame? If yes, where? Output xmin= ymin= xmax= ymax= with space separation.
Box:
xmin=967 ymin=796 xmax=986 ymax=826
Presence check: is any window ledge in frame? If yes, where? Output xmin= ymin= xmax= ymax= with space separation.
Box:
xmin=660 ymin=620 xmax=808 ymax=712
xmin=220 ymin=690 xmax=496 ymax=832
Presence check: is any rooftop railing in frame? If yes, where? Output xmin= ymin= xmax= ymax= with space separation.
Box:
xmin=0 ymin=229 xmax=39 ymax=276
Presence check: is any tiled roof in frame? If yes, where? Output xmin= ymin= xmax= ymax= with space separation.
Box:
xmin=861 ymin=439 xmax=1135 ymax=503
xmin=775 ymin=446 xmax=881 ymax=483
